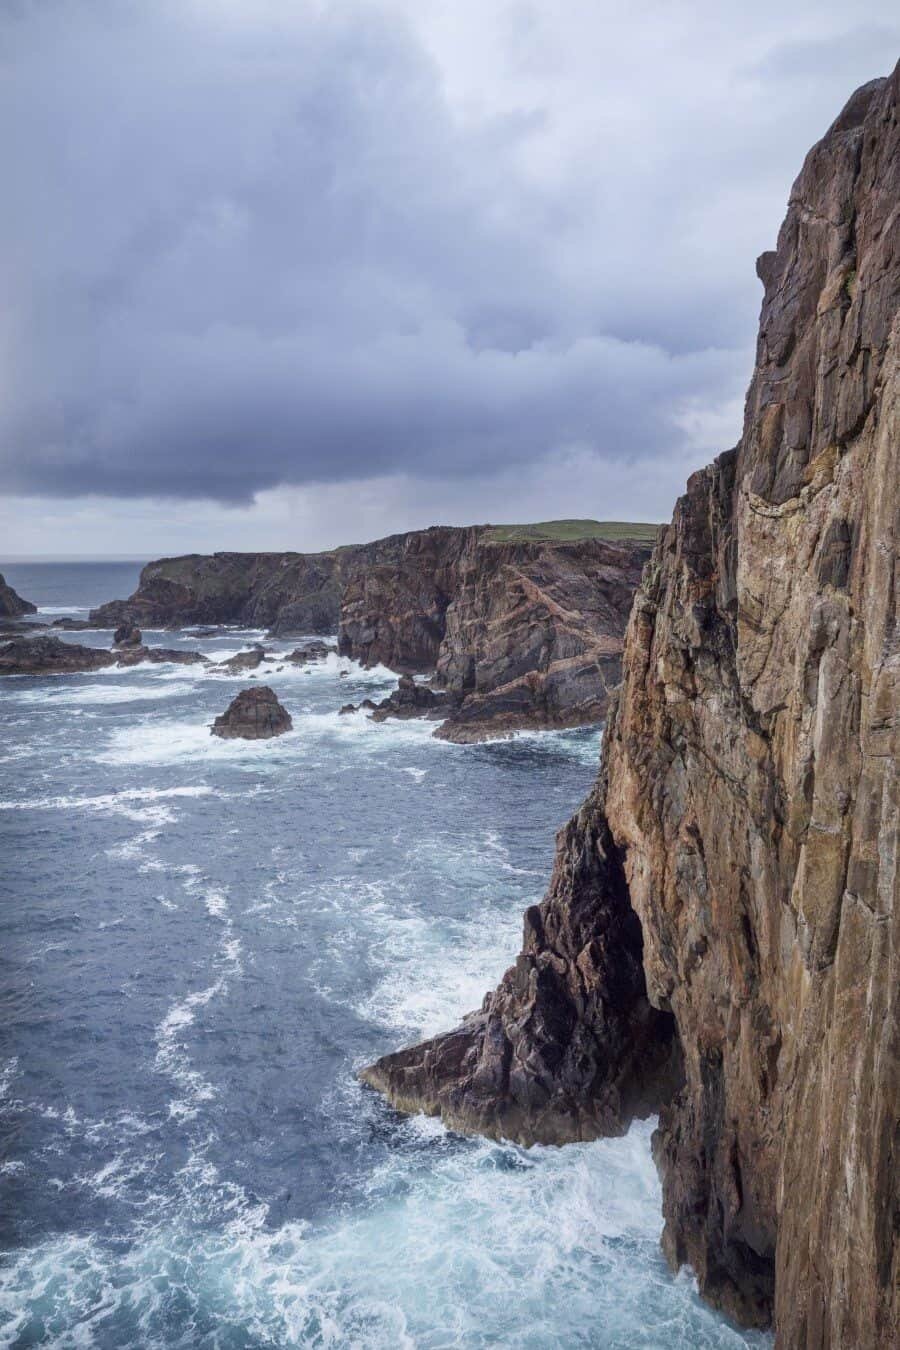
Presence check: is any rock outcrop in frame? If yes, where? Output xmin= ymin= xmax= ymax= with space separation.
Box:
xmin=0 ymin=636 xmax=115 ymax=676
xmin=218 ymin=644 xmax=268 ymax=673
xmin=91 ymin=524 xmax=654 ymax=737
xmin=113 ymin=622 xmax=142 ymax=647
xmin=0 ymin=573 xmax=37 ymax=618
xmin=210 ymin=686 xmax=292 ymax=739
xmin=286 ymin=641 xmax=336 ymax=664
xmin=0 ymin=635 xmax=209 ymax=675
xmin=114 ymin=645 xmax=208 ymax=667
xmin=432 ymin=534 xmax=645 ymax=741
xmin=362 ymin=69 xmax=900 ymax=1346
xmin=367 ymin=674 xmax=451 ymax=722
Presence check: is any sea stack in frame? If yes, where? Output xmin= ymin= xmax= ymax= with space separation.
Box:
xmin=360 ymin=68 xmax=900 ymax=1344
xmin=210 ymin=686 xmax=292 ymax=740
xmin=0 ymin=573 xmax=37 ymax=618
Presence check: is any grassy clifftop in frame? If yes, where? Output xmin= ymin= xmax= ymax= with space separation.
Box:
xmin=483 ymin=519 xmax=660 ymax=544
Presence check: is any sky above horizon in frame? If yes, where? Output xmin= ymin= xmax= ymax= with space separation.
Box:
xmin=2 ymin=1 xmax=897 ymax=556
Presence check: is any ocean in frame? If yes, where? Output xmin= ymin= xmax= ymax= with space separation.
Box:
xmin=0 ymin=562 xmax=770 ymax=1348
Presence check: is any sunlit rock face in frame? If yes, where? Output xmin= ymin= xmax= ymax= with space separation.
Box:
xmin=363 ymin=67 xmax=899 ymax=1344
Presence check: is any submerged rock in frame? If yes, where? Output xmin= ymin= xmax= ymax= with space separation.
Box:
xmin=218 ymin=644 xmax=268 ymax=673
xmin=210 ymin=686 xmax=292 ymax=739
xmin=285 ymin=640 xmax=336 ymax=664
xmin=115 ymin=645 xmax=208 ymax=667
xmin=52 ymin=617 xmax=97 ymax=631
xmin=339 ymin=698 xmax=376 ymax=715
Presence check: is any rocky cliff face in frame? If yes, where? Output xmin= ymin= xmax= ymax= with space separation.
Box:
xmin=90 ymin=551 xmax=343 ymax=632
xmin=434 ymin=534 xmax=646 ymax=740
xmin=362 ymin=70 xmax=899 ymax=1346
xmin=91 ymin=525 xmax=653 ymax=736
xmin=0 ymin=573 xmax=37 ymax=618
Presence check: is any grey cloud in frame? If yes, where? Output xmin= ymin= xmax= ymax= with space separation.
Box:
xmin=0 ymin=1 xmax=896 ymax=506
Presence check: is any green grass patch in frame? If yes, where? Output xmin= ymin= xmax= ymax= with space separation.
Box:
xmin=483 ymin=519 xmax=660 ymax=544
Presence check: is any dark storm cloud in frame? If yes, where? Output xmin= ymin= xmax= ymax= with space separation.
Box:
xmin=0 ymin=1 xmax=896 ymax=504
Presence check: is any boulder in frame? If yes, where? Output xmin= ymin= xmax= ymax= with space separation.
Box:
xmin=113 ymin=622 xmax=142 ymax=647
xmin=210 ymin=685 xmax=292 ymax=739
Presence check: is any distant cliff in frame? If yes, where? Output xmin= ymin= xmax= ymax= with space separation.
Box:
xmin=362 ymin=69 xmax=899 ymax=1346
xmin=0 ymin=572 xmax=37 ymax=618
xmin=90 ymin=522 xmax=655 ymax=738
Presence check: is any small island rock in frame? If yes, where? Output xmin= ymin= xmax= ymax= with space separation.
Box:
xmin=211 ymin=686 xmax=292 ymax=740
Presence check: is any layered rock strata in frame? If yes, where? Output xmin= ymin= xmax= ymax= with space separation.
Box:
xmin=362 ymin=69 xmax=900 ymax=1346
xmin=91 ymin=526 xmax=653 ymax=738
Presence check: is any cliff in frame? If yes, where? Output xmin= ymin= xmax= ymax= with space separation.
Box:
xmin=0 ymin=572 xmax=37 ymax=618
xmin=361 ymin=68 xmax=900 ymax=1346
xmin=90 ymin=523 xmax=655 ymax=737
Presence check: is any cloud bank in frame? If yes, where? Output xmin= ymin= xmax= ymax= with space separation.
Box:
xmin=0 ymin=0 xmax=896 ymax=544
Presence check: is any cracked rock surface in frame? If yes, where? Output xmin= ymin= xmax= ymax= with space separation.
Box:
xmin=362 ymin=69 xmax=899 ymax=1346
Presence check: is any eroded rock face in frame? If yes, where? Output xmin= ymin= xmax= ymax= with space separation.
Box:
xmin=361 ymin=782 xmax=682 ymax=1144
xmin=210 ymin=686 xmax=292 ymax=739
xmin=432 ymin=534 xmax=645 ymax=740
xmin=90 ymin=526 xmax=653 ymax=736
xmin=362 ymin=70 xmax=899 ymax=1345
xmin=0 ymin=573 xmax=37 ymax=618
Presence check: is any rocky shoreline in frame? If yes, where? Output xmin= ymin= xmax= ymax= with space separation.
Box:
xmin=361 ymin=69 xmax=900 ymax=1345
xmin=87 ymin=524 xmax=654 ymax=739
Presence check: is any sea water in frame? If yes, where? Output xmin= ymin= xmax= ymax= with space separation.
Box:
xmin=0 ymin=562 xmax=771 ymax=1348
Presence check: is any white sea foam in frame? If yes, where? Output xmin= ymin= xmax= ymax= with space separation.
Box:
xmin=0 ymin=1120 xmax=772 ymax=1349
xmin=154 ymin=978 xmax=225 ymax=1119
xmin=10 ymin=680 xmax=197 ymax=707
xmin=0 ymin=785 xmax=213 ymax=822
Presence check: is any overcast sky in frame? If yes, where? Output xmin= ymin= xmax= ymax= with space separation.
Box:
xmin=1 ymin=0 xmax=897 ymax=556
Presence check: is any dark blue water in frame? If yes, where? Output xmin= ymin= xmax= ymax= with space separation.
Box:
xmin=0 ymin=565 xmax=769 ymax=1348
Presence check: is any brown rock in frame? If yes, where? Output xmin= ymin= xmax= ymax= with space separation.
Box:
xmin=113 ymin=622 xmax=142 ymax=647
xmin=89 ymin=524 xmax=654 ymax=736
xmin=360 ymin=68 xmax=900 ymax=1346
xmin=369 ymin=674 xmax=451 ymax=722
xmin=210 ymin=685 xmax=292 ymax=739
